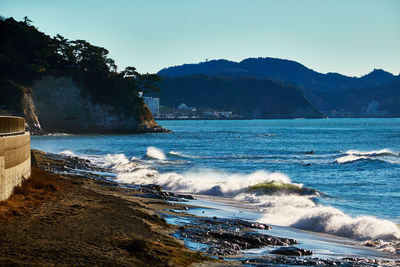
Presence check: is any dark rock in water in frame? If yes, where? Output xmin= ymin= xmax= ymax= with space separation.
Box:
xmin=270 ymin=246 xmax=313 ymax=256
xmin=178 ymin=226 xmax=296 ymax=255
xmin=143 ymin=184 xmax=162 ymax=192
xmin=177 ymin=194 xmax=195 ymax=200
xmin=171 ymin=214 xmax=289 ymax=255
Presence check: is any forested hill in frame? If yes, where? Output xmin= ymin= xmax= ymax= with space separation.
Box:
xmin=0 ymin=17 xmax=163 ymax=133
xmin=153 ymin=75 xmax=323 ymax=119
xmin=158 ymin=58 xmax=400 ymax=92
xmin=159 ymin=58 xmax=400 ymax=117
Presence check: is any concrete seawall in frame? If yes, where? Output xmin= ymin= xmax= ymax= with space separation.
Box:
xmin=0 ymin=116 xmax=31 ymax=201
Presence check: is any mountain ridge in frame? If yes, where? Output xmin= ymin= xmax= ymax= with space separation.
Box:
xmin=158 ymin=57 xmax=400 ymax=117
xmin=152 ymin=75 xmax=324 ymax=119
xmin=158 ymin=57 xmax=400 ymax=92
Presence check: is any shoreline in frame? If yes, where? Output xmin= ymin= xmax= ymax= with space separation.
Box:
xmin=0 ymin=150 xmax=211 ymax=266
xmin=1 ymin=150 xmax=399 ymax=266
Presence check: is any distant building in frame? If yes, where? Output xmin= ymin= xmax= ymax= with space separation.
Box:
xmin=202 ymin=111 xmax=232 ymax=118
xmin=178 ymin=103 xmax=196 ymax=112
xmin=143 ymin=97 xmax=160 ymax=117
xmin=218 ymin=111 xmax=232 ymax=118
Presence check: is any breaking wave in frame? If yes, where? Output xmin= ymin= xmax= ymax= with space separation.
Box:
xmin=145 ymin=147 xmax=166 ymax=160
xmin=59 ymin=150 xmax=76 ymax=157
xmin=168 ymin=151 xmax=199 ymax=159
xmin=335 ymin=149 xmax=400 ymax=164
xmin=248 ymin=180 xmax=317 ymax=195
xmin=88 ymin=149 xmax=400 ymax=243
xmin=100 ymin=153 xmax=141 ymax=172
xmin=116 ymin=169 xmax=298 ymax=196
xmin=249 ymin=192 xmax=400 ymax=241
xmin=291 ymin=207 xmax=400 ymax=241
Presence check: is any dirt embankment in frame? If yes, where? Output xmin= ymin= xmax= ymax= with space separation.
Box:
xmin=0 ymin=151 xmax=207 ymax=266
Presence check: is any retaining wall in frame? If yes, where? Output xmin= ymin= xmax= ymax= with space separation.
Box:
xmin=0 ymin=116 xmax=31 ymax=201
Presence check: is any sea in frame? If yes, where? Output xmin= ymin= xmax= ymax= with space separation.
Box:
xmin=31 ymin=118 xmax=400 ymax=258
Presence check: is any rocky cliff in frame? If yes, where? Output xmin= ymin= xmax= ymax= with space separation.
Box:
xmin=31 ymin=75 xmax=163 ymax=134
xmin=0 ymin=17 xmax=165 ymax=134
xmin=0 ymin=79 xmax=42 ymax=134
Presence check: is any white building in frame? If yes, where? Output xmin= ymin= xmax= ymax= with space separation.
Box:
xmin=143 ymin=97 xmax=160 ymax=117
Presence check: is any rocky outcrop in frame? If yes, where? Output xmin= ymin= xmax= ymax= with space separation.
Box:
xmin=0 ymin=79 xmax=43 ymax=134
xmin=32 ymin=75 xmax=164 ymax=134
xmin=21 ymin=91 xmax=43 ymax=134
xmin=270 ymin=246 xmax=313 ymax=256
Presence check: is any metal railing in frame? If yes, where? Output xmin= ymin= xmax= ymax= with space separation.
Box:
xmin=0 ymin=116 xmax=26 ymax=136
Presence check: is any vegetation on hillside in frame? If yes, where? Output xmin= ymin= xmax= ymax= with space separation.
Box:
xmin=158 ymin=58 xmax=400 ymax=118
xmin=0 ymin=16 xmax=160 ymax=120
xmin=153 ymin=75 xmax=323 ymax=118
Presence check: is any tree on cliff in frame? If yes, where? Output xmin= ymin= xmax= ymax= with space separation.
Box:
xmin=0 ymin=16 xmax=160 ymax=120
xmin=121 ymin=66 xmax=161 ymax=94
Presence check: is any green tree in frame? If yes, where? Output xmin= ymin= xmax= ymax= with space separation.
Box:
xmin=137 ymin=73 xmax=161 ymax=94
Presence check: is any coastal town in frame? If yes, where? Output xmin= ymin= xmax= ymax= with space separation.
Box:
xmin=143 ymin=96 xmax=239 ymax=119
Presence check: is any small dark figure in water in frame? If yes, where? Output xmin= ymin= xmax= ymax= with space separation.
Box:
xmin=303 ymin=163 xmax=311 ymax=166
xmin=305 ymin=150 xmax=314 ymax=155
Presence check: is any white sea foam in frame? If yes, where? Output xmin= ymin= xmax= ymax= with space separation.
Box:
xmin=59 ymin=150 xmax=76 ymax=157
xmin=101 ymin=153 xmax=140 ymax=172
xmin=93 ymin=151 xmax=400 ymax=242
xmin=335 ymin=154 xmax=369 ymax=164
xmin=363 ymin=239 xmax=400 ymax=254
xmin=335 ymin=149 xmax=399 ymax=164
xmin=249 ymin=193 xmax=400 ymax=241
xmin=346 ymin=149 xmax=395 ymax=157
xmin=236 ymin=193 xmax=316 ymax=226
xmin=116 ymin=169 xmax=294 ymax=196
xmin=47 ymin=133 xmax=72 ymax=136
xmin=291 ymin=207 xmax=400 ymax=241
xmin=145 ymin=147 xmax=166 ymax=160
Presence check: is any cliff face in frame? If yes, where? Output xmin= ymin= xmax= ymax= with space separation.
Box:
xmin=0 ymin=79 xmax=42 ymax=134
xmin=32 ymin=75 xmax=161 ymax=134
xmin=1 ymin=18 xmax=164 ymax=134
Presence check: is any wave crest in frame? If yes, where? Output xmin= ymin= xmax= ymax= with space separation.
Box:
xmin=248 ymin=181 xmax=317 ymax=195
xmin=116 ymin=169 xmax=298 ymax=196
xmin=102 ymin=154 xmax=140 ymax=172
xmin=168 ymin=151 xmax=199 ymax=159
xmin=335 ymin=149 xmax=399 ymax=164
xmin=291 ymin=206 xmax=400 ymax=241
xmin=146 ymin=147 xmax=166 ymax=160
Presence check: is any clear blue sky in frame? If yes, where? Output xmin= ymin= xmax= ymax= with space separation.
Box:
xmin=2 ymin=0 xmax=399 ymax=76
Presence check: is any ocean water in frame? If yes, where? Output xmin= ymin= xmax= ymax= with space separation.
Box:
xmin=31 ymin=118 xmax=400 ymax=246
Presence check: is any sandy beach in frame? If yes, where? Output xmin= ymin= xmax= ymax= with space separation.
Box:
xmin=0 ymin=150 xmax=212 ymax=266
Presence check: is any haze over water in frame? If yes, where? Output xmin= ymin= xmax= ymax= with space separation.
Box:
xmin=31 ymin=119 xmax=400 ymax=244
